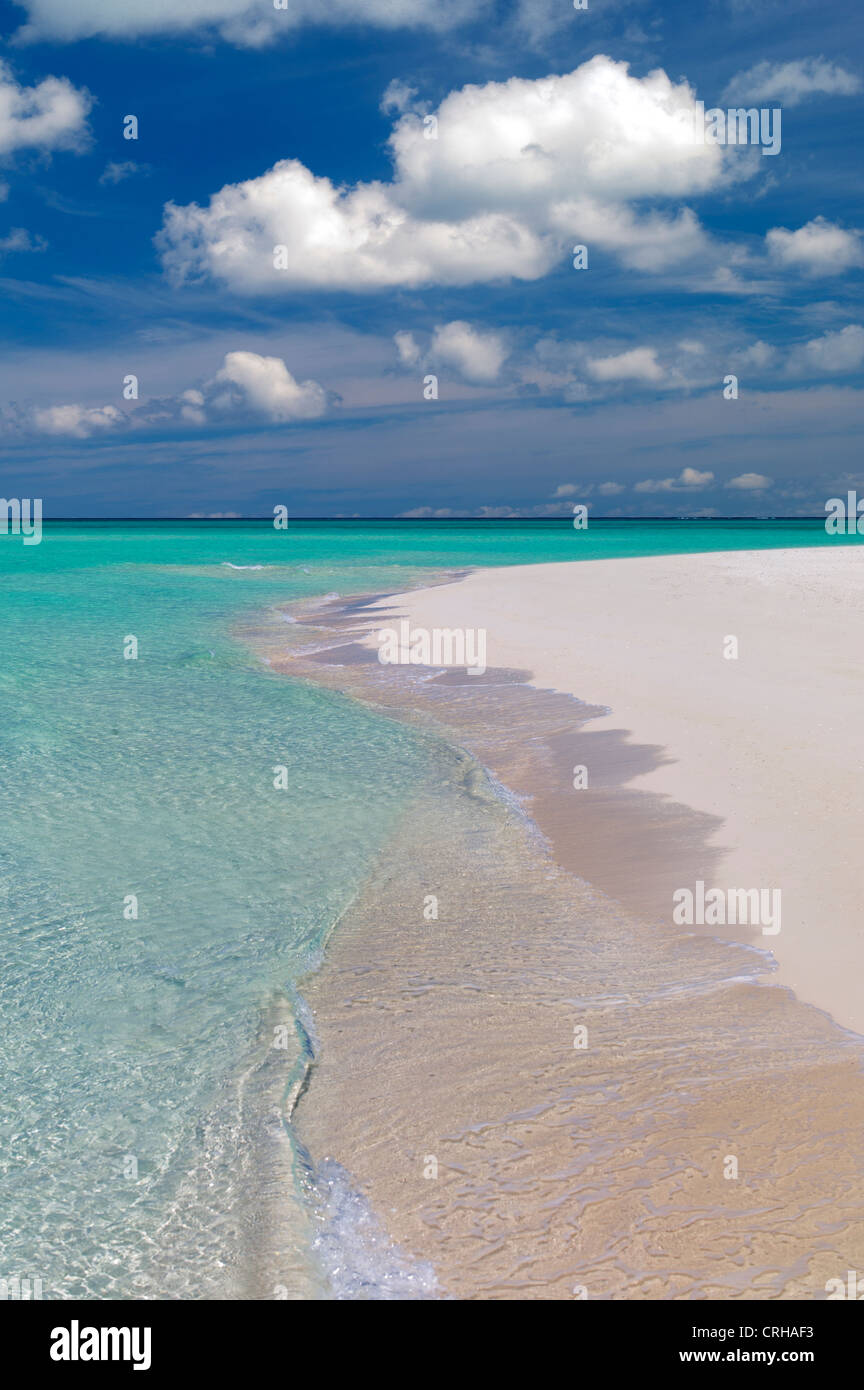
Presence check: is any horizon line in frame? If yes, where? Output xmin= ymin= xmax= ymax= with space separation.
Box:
xmin=22 ymin=515 xmax=830 ymax=523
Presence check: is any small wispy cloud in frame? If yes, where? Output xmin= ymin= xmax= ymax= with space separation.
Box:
xmin=635 ymin=467 xmax=714 ymax=493
xmin=0 ymin=227 xmax=47 ymax=255
xmin=723 ymin=57 xmax=861 ymax=108
xmin=99 ymin=160 xmax=147 ymax=186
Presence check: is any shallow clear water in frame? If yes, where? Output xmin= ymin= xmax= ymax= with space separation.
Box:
xmin=0 ymin=519 xmax=859 ymax=1300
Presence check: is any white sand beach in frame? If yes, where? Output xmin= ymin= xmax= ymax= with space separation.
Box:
xmin=358 ymin=546 xmax=864 ymax=1036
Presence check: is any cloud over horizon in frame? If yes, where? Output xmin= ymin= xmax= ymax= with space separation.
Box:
xmin=9 ymin=350 xmax=330 ymax=437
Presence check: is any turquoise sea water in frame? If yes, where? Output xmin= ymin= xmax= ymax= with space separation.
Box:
xmin=0 ymin=519 xmax=859 ymax=1300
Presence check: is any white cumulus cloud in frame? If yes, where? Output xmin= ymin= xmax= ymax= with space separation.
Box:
xmin=25 ymin=351 xmax=329 ymax=437
xmin=208 ymin=350 xmax=328 ymax=421
xmin=0 ymin=58 xmax=91 ymax=155
xmin=431 ymin=321 xmax=509 ymax=382
xmin=159 ymin=159 xmax=554 ymax=291
xmin=32 ymin=403 xmax=124 ymax=438
xmin=766 ymin=217 xmax=864 ymax=276
xmin=587 ymin=347 xmax=663 ymax=382
xmin=394 ymin=321 xmax=509 ymax=382
xmin=157 ymin=57 xmax=743 ymax=292
xmin=798 ymin=324 xmax=864 ymax=374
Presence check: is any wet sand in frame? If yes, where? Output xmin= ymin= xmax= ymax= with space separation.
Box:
xmin=247 ymin=548 xmax=864 ymax=1300
xmin=346 ymin=547 xmax=864 ymax=1036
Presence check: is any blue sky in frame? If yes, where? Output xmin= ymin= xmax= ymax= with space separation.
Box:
xmin=0 ymin=0 xmax=861 ymax=516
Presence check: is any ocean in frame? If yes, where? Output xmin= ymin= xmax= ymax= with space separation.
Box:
xmin=0 ymin=518 xmax=858 ymax=1300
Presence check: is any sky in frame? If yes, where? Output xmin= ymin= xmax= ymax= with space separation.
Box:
xmin=0 ymin=0 xmax=861 ymax=517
